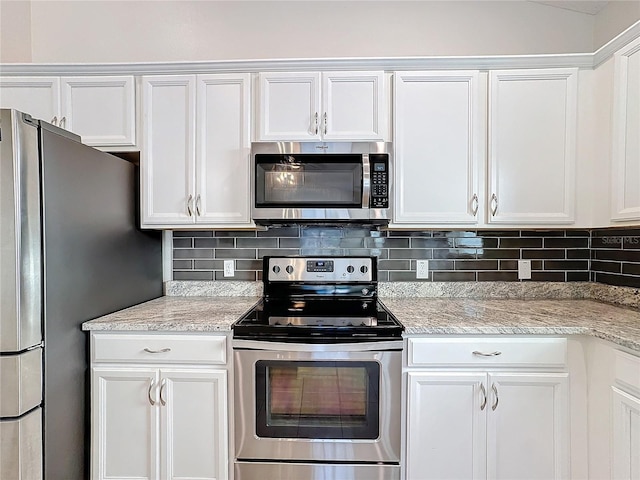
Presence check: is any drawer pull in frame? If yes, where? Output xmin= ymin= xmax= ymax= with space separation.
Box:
xmin=159 ymin=378 xmax=167 ymax=406
xmin=148 ymin=379 xmax=156 ymax=406
xmin=491 ymin=383 xmax=499 ymax=411
xmin=143 ymin=347 xmax=171 ymax=354
xmin=472 ymin=350 xmax=502 ymax=357
xmin=480 ymin=383 xmax=487 ymax=411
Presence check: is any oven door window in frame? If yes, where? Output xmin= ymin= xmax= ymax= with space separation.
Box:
xmin=255 ymin=360 xmax=380 ymax=439
xmin=255 ymin=154 xmax=363 ymax=208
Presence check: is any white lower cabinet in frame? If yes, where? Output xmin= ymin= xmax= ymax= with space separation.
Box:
xmin=90 ymin=333 xmax=228 ymax=480
xmin=405 ymin=337 xmax=570 ymax=480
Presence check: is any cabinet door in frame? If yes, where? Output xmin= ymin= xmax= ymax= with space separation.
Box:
xmin=488 ymin=69 xmax=577 ymax=224
xmin=611 ymin=37 xmax=640 ymax=221
xmin=322 ymin=71 xmax=387 ymax=140
xmin=394 ymin=71 xmax=485 ymax=225
xmin=160 ymin=369 xmax=228 ymax=480
xmin=91 ymin=367 xmax=159 ymax=480
xmin=196 ymin=74 xmax=253 ymax=226
xmin=60 ymin=76 xmax=135 ymax=147
xmin=0 ymin=76 xmax=60 ymax=124
xmin=406 ymin=372 xmax=487 ymax=480
xmin=141 ymin=75 xmax=196 ymax=227
xmin=487 ymin=373 xmax=569 ymax=480
xmin=612 ymin=387 xmax=640 ymax=480
xmin=257 ymin=72 xmax=321 ymax=140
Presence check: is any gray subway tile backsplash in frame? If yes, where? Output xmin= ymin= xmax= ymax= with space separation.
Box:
xmin=172 ymin=226 xmax=640 ymax=287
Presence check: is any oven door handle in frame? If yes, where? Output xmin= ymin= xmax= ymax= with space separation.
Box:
xmin=362 ymin=153 xmax=371 ymax=209
xmin=232 ymin=338 xmax=404 ymax=353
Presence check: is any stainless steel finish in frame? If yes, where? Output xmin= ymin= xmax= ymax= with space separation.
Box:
xmin=234 ymin=345 xmax=402 ymax=463
xmin=233 ymin=339 xmax=403 ymax=353
xmin=313 ymin=112 xmax=319 ymax=135
xmin=492 ymin=383 xmax=499 ymax=411
xmin=0 ymin=349 xmax=42 ymax=417
xmin=143 ymin=347 xmax=171 ymax=354
xmin=323 ymin=112 xmax=328 ymax=135
xmin=148 ymin=379 xmax=156 ymax=406
xmin=480 ymin=382 xmax=487 ymax=411
xmin=362 ymin=152 xmax=371 ymax=210
xmin=472 ymin=350 xmax=502 ymax=357
xmin=251 ymin=142 xmax=391 ymax=223
xmin=195 ymin=194 xmax=202 ymax=216
xmin=159 ymin=378 xmax=167 ymax=406
xmin=187 ymin=194 xmax=193 ymax=216
xmin=267 ymin=257 xmax=373 ymax=282
xmin=471 ymin=193 xmax=479 ymax=216
xmin=269 ymin=316 xmax=377 ymax=326
xmin=0 ymin=408 xmax=43 ymax=480
xmin=491 ymin=193 xmax=498 ymax=216
xmin=234 ymin=462 xmax=400 ymax=480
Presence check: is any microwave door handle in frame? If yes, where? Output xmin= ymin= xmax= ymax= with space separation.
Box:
xmin=362 ymin=154 xmax=371 ymax=208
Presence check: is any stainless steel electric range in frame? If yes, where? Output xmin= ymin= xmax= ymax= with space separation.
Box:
xmin=232 ymin=256 xmax=404 ymax=480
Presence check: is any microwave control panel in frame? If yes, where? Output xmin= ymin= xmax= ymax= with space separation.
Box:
xmin=370 ymin=154 xmax=389 ymax=209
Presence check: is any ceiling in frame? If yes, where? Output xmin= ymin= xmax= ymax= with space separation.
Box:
xmin=528 ymin=1 xmax=610 ymax=15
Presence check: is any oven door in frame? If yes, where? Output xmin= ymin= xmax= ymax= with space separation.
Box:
xmin=233 ymin=340 xmax=402 ymax=463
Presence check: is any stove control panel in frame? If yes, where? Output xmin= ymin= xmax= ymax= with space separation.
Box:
xmin=267 ymin=257 xmax=374 ymax=282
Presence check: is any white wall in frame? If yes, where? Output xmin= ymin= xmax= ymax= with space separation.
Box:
xmin=0 ymin=1 xmax=32 ymax=62
xmin=2 ymin=1 xmax=597 ymax=63
xmin=594 ymin=0 xmax=640 ymax=50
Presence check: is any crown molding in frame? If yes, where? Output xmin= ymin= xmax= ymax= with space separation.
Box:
xmin=593 ymin=20 xmax=640 ymax=67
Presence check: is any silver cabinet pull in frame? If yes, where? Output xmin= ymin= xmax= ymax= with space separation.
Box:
xmin=148 ymin=379 xmax=156 ymax=406
xmin=471 ymin=194 xmax=479 ymax=216
xmin=490 ymin=193 xmax=498 ymax=216
xmin=51 ymin=116 xmax=58 ymax=126
xmin=323 ymin=112 xmax=328 ymax=135
xmin=480 ymin=383 xmax=487 ymax=411
xmin=187 ymin=195 xmax=193 ymax=216
xmin=159 ymin=378 xmax=167 ymax=406
xmin=491 ymin=383 xmax=499 ymax=411
xmin=195 ymin=194 xmax=201 ymax=216
xmin=143 ymin=347 xmax=171 ymax=354
xmin=313 ymin=112 xmax=319 ymax=135
xmin=59 ymin=117 xmax=66 ymax=129
xmin=472 ymin=350 xmax=502 ymax=357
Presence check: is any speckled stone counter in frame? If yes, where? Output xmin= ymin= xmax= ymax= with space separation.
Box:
xmin=382 ymin=298 xmax=640 ymax=353
xmin=81 ymin=296 xmax=260 ymax=332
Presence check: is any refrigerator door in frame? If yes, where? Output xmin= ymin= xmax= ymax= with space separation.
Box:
xmin=0 ymin=109 xmax=43 ymax=353
xmin=0 ymin=408 xmax=43 ymax=480
xmin=0 ymin=348 xmax=42 ymax=418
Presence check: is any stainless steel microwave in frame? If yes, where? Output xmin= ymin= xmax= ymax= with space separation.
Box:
xmin=251 ymin=142 xmax=392 ymax=224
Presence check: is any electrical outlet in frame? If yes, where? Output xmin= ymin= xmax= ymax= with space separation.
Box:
xmin=518 ymin=260 xmax=532 ymax=280
xmin=223 ymin=260 xmax=235 ymax=277
xmin=416 ymin=260 xmax=429 ymax=279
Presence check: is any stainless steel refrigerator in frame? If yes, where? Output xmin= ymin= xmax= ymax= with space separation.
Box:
xmin=0 ymin=109 xmax=163 ymax=480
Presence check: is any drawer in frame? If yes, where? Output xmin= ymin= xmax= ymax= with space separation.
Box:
xmin=614 ymin=349 xmax=640 ymax=393
xmin=407 ymin=337 xmax=567 ymax=368
xmin=91 ymin=332 xmax=227 ymax=364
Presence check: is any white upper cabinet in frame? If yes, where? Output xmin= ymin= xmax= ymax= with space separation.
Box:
xmin=611 ymin=36 xmax=640 ymax=222
xmin=488 ymin=68 xmax=578 ymax=224
xmin=257 ymin=71 xmax=387 ymax=141
xmin=0 ymin=75 xmax=136 ymax=147
xmin=393 ymin=71 xmax=485 ymax=226
xmin=141 ymin=74 xmax=252 ymax=229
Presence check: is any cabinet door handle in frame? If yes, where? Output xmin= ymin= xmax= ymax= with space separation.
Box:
xmin=148 ymin=379 xmax=156 ymax=406
xmin=490 ymin=193 xmax=498 ymax=216
xmin=195 ymin=194 xmax=202 ymax=217
xmin=480 ymin=383 xmax=487 ymax=411
xmin=313 ymin=112 xmax=319 ymax=135
xmin=159 ymin=378 xmax=167 ymax=406
xmin=143 ymin=347 xmax=171 ymax=354
xmin=472 ymin=350 xmax=502 ymax=357
xmin=187 ymin=195 xmax=193 ymax=216
xmin=491 ymin=383 xmax=499 ymax=411
xmin=471 ymin=194 xmax=479 ymax=216
xmin=59 ymin=117 xmax=66 ymax=129
xmin=323 ymin=112 xmax=328 ymax=135
xmin=51 ymin=116 xmax=58 ymax=126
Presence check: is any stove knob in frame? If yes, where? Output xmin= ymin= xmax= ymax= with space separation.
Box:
xmin=272 ymin=265 xmax=280 ymax=273
xmin=360 ymin=265 xmax=368 ymax=274
xmin=346 ymin=265 xmax=355 ymax=273
xmin=361 ymin=288 xmax=370 ymax=296
xmin=285 ymin=265 xmax=294 ymax=274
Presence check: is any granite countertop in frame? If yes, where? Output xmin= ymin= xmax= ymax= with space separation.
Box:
xmin=82 ymin=294 xmax=640 ymax=353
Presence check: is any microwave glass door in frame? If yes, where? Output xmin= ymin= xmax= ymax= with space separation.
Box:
xmin=255 ymin=154 xmax=363 ymax=207
xmin=255 ymin=360 xmax=380 ymax=440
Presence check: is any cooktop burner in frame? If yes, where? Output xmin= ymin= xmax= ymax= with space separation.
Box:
xmin=232 ymin=256 xmax=404 ymax=343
